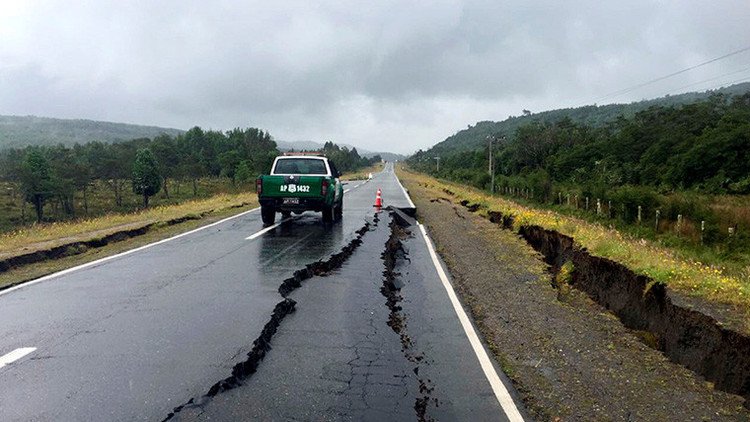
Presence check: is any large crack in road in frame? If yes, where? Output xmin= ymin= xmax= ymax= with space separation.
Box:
xmin=381 ymin=213 xmax=439 ymax=422
xmin=163 ymin=216 xmax=376 ymax=421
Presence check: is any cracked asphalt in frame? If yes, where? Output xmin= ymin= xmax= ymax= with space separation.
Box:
xmin=0 ymin=163 xmax=522 ymax=421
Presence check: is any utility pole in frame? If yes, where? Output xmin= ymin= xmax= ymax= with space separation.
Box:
xmin=487 ymin=135 xmax=497 ymax=193
xmin=434 ymin=156 xmax=440 ymax=172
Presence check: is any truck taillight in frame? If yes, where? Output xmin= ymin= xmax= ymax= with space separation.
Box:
xmin=321 ymin=179 xmax=329 ymax=196
xmin=256 ymin=178 xmax=262 ymax=194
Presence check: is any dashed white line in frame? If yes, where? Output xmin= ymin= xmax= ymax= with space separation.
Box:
xmin=418 ymin=223 xmax=525 ymax=422
xmin=246 ymin=217 xmax=294 ymax=240
xmin=0 ymin=348 xmax=36 ymax=369
xmin=0 ymin=207 xmax=261 ymax=298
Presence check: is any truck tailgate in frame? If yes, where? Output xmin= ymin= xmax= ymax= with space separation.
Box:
xmin=261 ymin=176 xmax=325 ymax=198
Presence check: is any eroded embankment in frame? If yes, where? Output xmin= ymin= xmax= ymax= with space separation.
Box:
xmin=0 ymin=203 xmax=252 ymax=277
xmin=163 ymin=217 xmax=375 ymax=421
xmin=460 ymin=202 xmax=750 ymax=407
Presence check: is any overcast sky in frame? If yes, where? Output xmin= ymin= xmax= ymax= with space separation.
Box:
xmin=1 ymin=1 xmax=749 ymax=153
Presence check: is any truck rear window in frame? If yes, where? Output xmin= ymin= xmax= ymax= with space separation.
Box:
xmin=273 ymin=158 xmax=327 ymax=175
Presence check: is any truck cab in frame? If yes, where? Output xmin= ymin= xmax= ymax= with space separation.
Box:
xmin=256 ymin=154 xmax=344 ymax=225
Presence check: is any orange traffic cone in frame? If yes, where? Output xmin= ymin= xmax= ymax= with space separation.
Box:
xmin=373 ymin=188 xmax=383 ymax=207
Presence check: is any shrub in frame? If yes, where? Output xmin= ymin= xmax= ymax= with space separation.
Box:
xmin=608 ymin=185 xmax=661 ymax=223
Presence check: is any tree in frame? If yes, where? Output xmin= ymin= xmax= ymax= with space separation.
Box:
xmin=20 ymin=150 xmax=56 ymax=222
xmin=235 ymin=160 xmax=253 ymax=185
xmin=218 ymin=150 xmax=242 ymax=183
xmin=151 ymin=134 xmax=178 ymax=198
xmin=132 ymin=148 xmax=162 ymax=207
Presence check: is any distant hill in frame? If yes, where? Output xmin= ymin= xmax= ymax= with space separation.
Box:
xmin=0 ymin=115 xmax=405 ymax=161
xmin=276 ymin=139 xmax=405 ymax=162
xmin=0 ymin=115 xmax=184 ymax=149
xmin=425 ymin=82 xmax=750 ymax=157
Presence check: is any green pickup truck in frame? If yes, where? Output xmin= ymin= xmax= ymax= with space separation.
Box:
xmin=256 ymin=154 xmax=344 ymax=225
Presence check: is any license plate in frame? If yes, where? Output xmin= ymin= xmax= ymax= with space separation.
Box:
xmin=283 ymin=197 xmax=299 ymax=205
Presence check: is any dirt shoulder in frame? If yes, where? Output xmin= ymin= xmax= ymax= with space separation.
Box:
xmin=403 ymin=177 xmax=749 ymax=421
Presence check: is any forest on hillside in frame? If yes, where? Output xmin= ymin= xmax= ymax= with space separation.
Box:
xmin=408 ymin=93 xmax=750 ymax=248
xmin=426 ymin=82 xmax=750 ymax=156
xmin=0 ymin=115 xmax=184 ymax=149
xmin=0 ymin=126 xmax=378 ymax=226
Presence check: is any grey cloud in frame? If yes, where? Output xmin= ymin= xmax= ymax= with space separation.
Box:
xmin=1 ymin=0 xmax=749 ymax=153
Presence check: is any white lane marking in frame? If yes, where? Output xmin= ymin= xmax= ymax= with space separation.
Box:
xmin=245 ymin=217 xmax=294 ymax=240
xmin=394 ymin=171 xmax=417 ymax=209
xmin=0 ymin=207 xmax=261 ymax=298
xmin=0 ymin=347 xmax=37 ymax=368
xmin=343 ymin=181 xmax=366 ymax=194
xmin=418 ymin=224 xmax=525 ymax=422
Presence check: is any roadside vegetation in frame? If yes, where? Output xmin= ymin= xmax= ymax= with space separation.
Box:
xmin=0 ymin=192 xmax=258 ymax=257
xmin=407 ymin=93 xmax=750 ymax=314
xmin=340 ymin=162 xmax=384 ymax=181
xmin=399 ymin=168 xmax=750 ymax=330
xmin=0 ymin=128 xmax=380 ymax=233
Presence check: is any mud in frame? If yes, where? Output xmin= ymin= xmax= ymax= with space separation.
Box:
xmin=487 ymin=210 xmax=515 ymax=229
xmin=405 ymin=179 xmax=748 ymax=420
xmin=521 ymin=224 xmax=750 ymax=407
xmin=467 ymin=203 xmax=750 ymax=407
xmin=458 ymin=200 xmax=481 ymax=213
xmin=0 ymin=224 xmax=154 ymax=274
xmin=0 ymin=204 xmax=252 ymax=276
xmin=380 ymin=213 xmax=437 ymax=422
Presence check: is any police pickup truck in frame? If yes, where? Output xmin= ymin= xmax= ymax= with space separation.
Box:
xmin=256 ymin=154 xmax=343 ymax=225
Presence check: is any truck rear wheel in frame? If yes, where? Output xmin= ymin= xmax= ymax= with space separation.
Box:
xmin=334 ymin=198 xmax=343 ymax=220
xmin=322 ymin=205 xmax=333 ymax=223
xmin=261 ymin=206 xmax=276 ymax=225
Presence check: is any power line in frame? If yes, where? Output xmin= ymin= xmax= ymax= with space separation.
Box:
xmin=656 ymin=64 xmax=750 ymax=97
xmin=590 ymin=45 xmax=750 ymax=104
xmin=703 ymin=76 xmax=750 ymax=91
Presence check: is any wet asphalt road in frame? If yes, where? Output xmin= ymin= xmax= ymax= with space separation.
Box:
xmin=0 ymin=163 xmax=524 ymax=421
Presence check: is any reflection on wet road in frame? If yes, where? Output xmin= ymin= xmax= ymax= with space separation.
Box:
xmin=0 ymin=163 xmax=525 ymax=421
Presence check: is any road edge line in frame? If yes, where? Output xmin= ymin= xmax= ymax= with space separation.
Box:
xmin=418 ymin=223 xmax=525 ymax=422
xmin=0 ymin=207 xmax=261 ymax=298
xmin=394 ymin=169 xmax=417 ymax=209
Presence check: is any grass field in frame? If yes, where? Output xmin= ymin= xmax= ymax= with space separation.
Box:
xmin=340 ymin=162 xmax=384 ymax=181
xmin=0 ymin=177 xmax=249 ymax=233
xmin=0 ymin=163 xmax=377 ymax=257
xmin=0 ymin=192 xmax=258 ymax=256
xmin=398 ymin=167 xmax=750 ymax=330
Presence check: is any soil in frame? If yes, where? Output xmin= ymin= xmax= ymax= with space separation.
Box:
xmin=404 ymin=178 xmax=750 ymax=421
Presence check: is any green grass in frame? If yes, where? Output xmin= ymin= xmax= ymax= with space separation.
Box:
xmin=399 ymin=167 xmax=750 ymax=331
xmin=0 ymin=178 xmax=251 ymax=234
xmin=0 ymin=192 xmax=257 ymax=256
xmin=340 ymin=162 xmax=384 ymax=181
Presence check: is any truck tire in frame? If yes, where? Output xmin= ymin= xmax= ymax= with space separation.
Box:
xmin=334 ymin=198 xmax=343 ymax=221
xmin=322 ymin=205 xmax=334 ymax=223
xmin=261 ymin=206 xmax=276 ymax=225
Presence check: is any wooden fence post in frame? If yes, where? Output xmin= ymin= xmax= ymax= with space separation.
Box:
xmin=655 ymin=210 xmax=661 ymax=232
